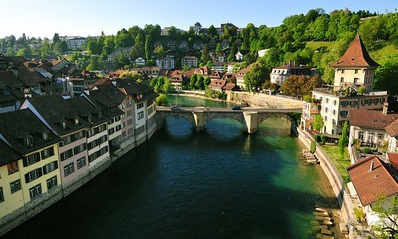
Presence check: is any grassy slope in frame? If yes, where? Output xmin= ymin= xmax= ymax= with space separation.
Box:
xmin=306 ymin=41 xmax=398 ymax=63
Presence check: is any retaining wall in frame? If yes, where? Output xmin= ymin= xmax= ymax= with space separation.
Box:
xmin=298 ymin=128 xmax=354 ymax=238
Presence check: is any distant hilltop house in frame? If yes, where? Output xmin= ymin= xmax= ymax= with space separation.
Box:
xmin=270 ymin=61 xmax=319 ymax=86
xmin=181 ymin=56 xmax=198 ymax=69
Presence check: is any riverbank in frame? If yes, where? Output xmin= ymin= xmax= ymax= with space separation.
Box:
xmin=297 ymin=129 xmax=352 ymax=238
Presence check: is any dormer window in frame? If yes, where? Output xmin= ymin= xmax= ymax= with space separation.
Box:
xmin=74 ymin=118 xmax=79 ymax=125
xmin=42 ymin=130 xmax=50 ymax=141
xmin=88 ymin=114 xmax=92 ymax=124
xmin=98 ymin=111 xmax=102 ymax=119
xmin=24 ymin=135 xmax=33 ymax=147
xmin=62 ymin=121 xmax=67 ymax=129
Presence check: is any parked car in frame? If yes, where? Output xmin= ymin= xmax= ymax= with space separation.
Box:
xmin=231 ymin=106 xmax=241 ymax=110
xmin=170 ymin=105 xmax=180 ymax=110
xmin=240 ymin=102 xmax=250 ymax=107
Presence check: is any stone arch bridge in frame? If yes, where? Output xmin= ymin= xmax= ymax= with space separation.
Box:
xmin=156 ymin=107 xmax=302 ymax=134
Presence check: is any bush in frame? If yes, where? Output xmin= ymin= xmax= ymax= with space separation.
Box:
xmin=310 ymin=141 xmax=316 ymax=154
xmin=155 ymin=93 xmax=169 ymax=106
xmin=363 ymin=147 xmax=372 ymax=154
xmin=314 ymin=134 xmax=321 ymax=143
xmin=321 ymin=134 xmax=327 ymax=145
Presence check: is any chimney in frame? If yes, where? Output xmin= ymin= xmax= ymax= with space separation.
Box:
xmin=383 ymin=102 xmax=389 ymax=115
xmin=369 ymin=160 xmax=374 ymax=172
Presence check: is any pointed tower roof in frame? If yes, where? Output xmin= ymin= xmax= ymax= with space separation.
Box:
xmin=331 ymin=34 xmax=379 ymax=68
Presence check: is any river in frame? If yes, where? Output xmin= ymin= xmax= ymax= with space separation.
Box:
xmin=4 ymin=95 xmax=338 ymax=238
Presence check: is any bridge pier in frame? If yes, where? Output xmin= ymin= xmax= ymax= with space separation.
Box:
xmin=193 ymin=110 xmax=205 ymax=132
xmin=243 ymin=112 xmax=258 ymax=134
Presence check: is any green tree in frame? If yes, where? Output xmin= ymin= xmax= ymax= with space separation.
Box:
xmin=52 ymin=33 xmax=60 ymax=46
xmin=154 ymin=45 xmax=164 ymax=59
xmin=16 ymin=46 xmax=32 ymax=58
xmin=86 ymin=55 xmax=103 ymax=71
xmin=204 ymin=76 xmax=211 ymax=89
xmin=162 ymin=78 xmax=172 ymax=93
xmin=189 ymin=74 xmax=197 ymax=89
xmin=196 ymin=75 xmax=205 ymax=90
xmin=371 ymin=196 xmax=398 ymax=238
xmin=155 ymin=93 xmax=169 ymax=106
xmin=313 ymin=114 xmax=324 ymax=132
xmin=54 ymin=40 xmax=68 ymax=55
xmin=338 ymin=121 xmax=349 ymax=157
xmin=145 ymin=35 xmax=152 ymax=62
xmin=244 ymin=62 xmax=268 ymax=91
xmin=374 ymin=54 xmax=398 ymax=97
xmin=201 ymin=44 xmax=209 ymax=64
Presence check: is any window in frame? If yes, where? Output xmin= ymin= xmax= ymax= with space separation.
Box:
xmin=77 ymin=157 xmax=86 ymax=169
xmin=326 ymin=98 xmax=329 ymax=103
xmin=42 ymin=131 xmax=50 ymax=141
xmin=108 ymin=128 xmax=115 ymax=135
xmin=42 ymin=161 xmax=58 ymax=174
xmin=64 ymin=163 xmax=75 ymax=177
xmin=116 ymin=125 xmax=122 ymax=131
xmin=29 ymin=184 xmax=42 ymax=200
xmin=41 ymin=147 xmax=55 ymax=160
xmin=137 ymin=103 xmax=144 ymax=109
xmin=138 ymin=111 xmax=144 ymax=120
xmin=341 ymin=69 xmax=345 ymax=73
xmin=23 ymin=152 xmax=41 ymax=167
xmin=0 ymin=187 xmax=4 ymax=202
xmin=24 ymin=136 xmax=33 ymax=147
xmin=358 ymin=131 xmax=364 ymax=141
xmin=25 ymin=168 xmax=43 ymax=183
xmin=324 ymin=116 xmax=328 ymax=122
xmin=333 ymin=110 xmax=336 ymax=116
xmin=73 ymin=143 xmax=86 ymax=155
xmin=46 ymin=176 xmax=57 ymax=190
xmin=354 ymin=78 xmax=359 ymax=85
xmin=368 ymin=133 xmax=374 ymax=143
xmin=355 ymin=69 xmax=358 ymax=74
xmin=7 ymin=161 xmax=19 ymax=175
xmin=60 ymin=149 xmax=73 ymax=161
xmin=10 ymin=179 xmax=21 ymax=193
xmin=340 ymin=77 xmax=344 ymax=83
xmin=325 ymin=107 xmax=328 ymax=113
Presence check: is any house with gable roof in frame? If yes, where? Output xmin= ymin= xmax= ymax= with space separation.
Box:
xmin=270 ymin=61 xmax=317 ymax=86
xmin=0 ymin=109 xmax=62 ymax=229
xmin=20 ymin=94 xmax=110 ymax=192
xmin=310 ymin=34 xmax=388 ymax=135
xmin=83 ymin=83 xmax=124 ymax=156
xmin=347 ymin=155 xmax=398 ymax=229
xmin=114 ymin=79 xmax=158 ymax=147
xmin=348 ymin=105 xmax=398 ymax=156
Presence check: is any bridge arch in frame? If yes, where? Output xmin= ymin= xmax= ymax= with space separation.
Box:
xmin=156 ymin=108 xmax=301 ymax=135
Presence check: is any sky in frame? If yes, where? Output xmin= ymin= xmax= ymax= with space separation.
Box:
xmin=0 ymin=0 xmax=396 ymax=39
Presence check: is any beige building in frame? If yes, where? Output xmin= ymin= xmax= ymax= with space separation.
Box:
xmin=310 ymin=34 xmax=387 ymax=135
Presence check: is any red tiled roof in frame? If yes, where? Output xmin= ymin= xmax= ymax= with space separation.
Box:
xmin=350 ymin=109 xmax=398 ymax=130
xmin=331 ymin=34 xmax=379 ymax=68
xmin=387 ymin=153 xmax=398 ymax=171
xmin=385 ymin=118 xmax=398 ymax=137
xmin=347 ymin=155 xmax=398 ymax=206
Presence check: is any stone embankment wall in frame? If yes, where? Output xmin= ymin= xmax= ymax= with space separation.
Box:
xmin=298 ymin=128 xmax=354 ymax=239
xmin=229 ymin=91 xmax=303 ymax=108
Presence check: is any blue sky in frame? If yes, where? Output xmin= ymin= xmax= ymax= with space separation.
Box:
xmin=1 ymin=0 xmax=396 ymax=39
